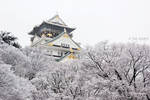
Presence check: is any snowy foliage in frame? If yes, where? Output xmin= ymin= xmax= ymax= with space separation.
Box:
xmin=1 ymin=41 xmax=150 ymax=100
xmin=0 ymin=31 xmax=21 ymax=48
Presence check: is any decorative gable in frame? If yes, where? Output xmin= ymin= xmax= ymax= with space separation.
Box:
xmin=47 ymin=15 xmax=67 ymax=26
xmin=46 ymin=32 xmax=80 ymax=49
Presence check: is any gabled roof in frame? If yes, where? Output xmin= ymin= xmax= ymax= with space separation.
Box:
xmin=44 ymin=31 xmax=81 ymax=48
xmin=47 ymin=14 xmax=67 ymax=26
xmin=28 ymin=15 xmax=76 ymax=36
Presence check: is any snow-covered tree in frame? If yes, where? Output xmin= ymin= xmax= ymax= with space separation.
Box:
xmin=0 ymin=31 xmax=21 ymax=48
xmin=81 ymin=42 xmax=150 ymax=100
xmin=0 ymin=63 xmax=36 ymax=100
xmin=1 ymin=40 xmax=150 ymax=100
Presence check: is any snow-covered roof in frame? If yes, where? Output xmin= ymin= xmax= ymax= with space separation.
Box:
xmin=46 ymin=14 xmax=67 ymax=27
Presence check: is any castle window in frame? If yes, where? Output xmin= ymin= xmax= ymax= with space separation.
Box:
xmin=46 ymin=50 xmax=53 ymax=56
xmin=58 ymin=51 xmax=63 ymax=56
xmin=61 ymin=43 xmax=70 ymax=48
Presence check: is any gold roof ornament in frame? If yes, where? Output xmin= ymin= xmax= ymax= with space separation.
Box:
xmin=68 ymin=53 xmax=76 ymax=59
xmin=47 ymin=33 xmax=52 ymax=37
xmin=63 ymin=33 xmax=69 ymax=38
xmin=77 ymin=48 xmax=81 ymax=50
xmin=55 ymin=15 xmax=59 ymax=19
xmin=48 ymin=43 xmax=53 ymax=46
xmin=70 ymin=48 xmax=73 ymax=52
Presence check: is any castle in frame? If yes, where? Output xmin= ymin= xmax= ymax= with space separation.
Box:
xmin=28 ymin=15 xmax=81 ymax=62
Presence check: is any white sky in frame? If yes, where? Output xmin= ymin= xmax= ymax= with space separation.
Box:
xmin=0 ymin=0 xmax=150 ymax=47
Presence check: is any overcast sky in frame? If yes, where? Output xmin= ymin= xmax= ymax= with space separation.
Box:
xmin=0 ymin=0 xmax=150 ymax=47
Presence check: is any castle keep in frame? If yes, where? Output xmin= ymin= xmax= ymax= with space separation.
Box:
xmin=29 ymin=15 xmax=81 ymax=62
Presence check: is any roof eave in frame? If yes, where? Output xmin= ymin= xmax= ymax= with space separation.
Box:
xmin=44 ymin=21 xmax=76 ymax=30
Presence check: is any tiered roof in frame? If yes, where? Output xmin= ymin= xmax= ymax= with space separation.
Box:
xmin=30 ymin=15 xmax=81 ymax=62
xmin=28 ymin=15 xmax=75 ymax=36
